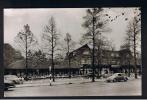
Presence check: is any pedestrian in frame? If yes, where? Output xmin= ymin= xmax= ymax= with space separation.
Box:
xmin=49 ymin=74 xmax=52 ymax=86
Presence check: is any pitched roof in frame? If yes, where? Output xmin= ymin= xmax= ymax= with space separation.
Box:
xmin=6 ymin=60 xmax=26 ymax=69
xmin=6 ymin=60 xmax=80 ymax=69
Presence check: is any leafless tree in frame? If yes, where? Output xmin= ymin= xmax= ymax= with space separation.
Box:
xmin=125 ymin=8 xmax=141 ymax=79
xmin=14 ymin=24 xmax=37 ymax=80
xmin=64 ymin=33 xmax=75 ymax=78
xmin=82 ymin=8 xmax=110 ymax=82
xmin=42 ymin=16 xmax=60 ymax=82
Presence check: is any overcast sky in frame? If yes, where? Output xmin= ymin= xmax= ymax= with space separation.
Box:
xmin=4 ymin=8 xmax=140 ymax=51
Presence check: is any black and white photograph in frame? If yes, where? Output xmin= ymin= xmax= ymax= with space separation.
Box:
xmin=4 ymin=8 xmax=141 ymax=97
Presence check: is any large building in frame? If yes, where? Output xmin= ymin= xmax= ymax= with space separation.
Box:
xmin=4 ymin=43 xmax=141 ymax=77
xmin=67 ymin=44 xmax=141 ymax=76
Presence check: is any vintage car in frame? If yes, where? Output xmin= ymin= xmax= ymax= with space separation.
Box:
xmin=4 ymin=78 xmax=15 ymax=91
xmin=106 ymin=73 xmax=128 ymax=82
xmin=4 ymin=75 xmax=24 ymax=84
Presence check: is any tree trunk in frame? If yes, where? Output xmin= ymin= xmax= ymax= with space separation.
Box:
xmin=51 ymin=29 xmax=55 ymax=82
xmin=68 ymin=47 xmax=71 ymax=78
xmin=128 ymin=36 xmax=131 ymax=77
xmin=25 ymin=35 xmax=28 ymax=81
xmin=92 ymin=16 xmax=95 ymax=82
xmin=52 ymin=51 xmax=55 ymax=82
xmin=128 ymin=61 xmax=131 ymax=77
xmin=133 ymin=32 xmax=138 ymax=79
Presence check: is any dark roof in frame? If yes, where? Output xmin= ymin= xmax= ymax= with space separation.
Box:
xmin=6 ymin=60 xmax=26 ymax=69
xmin=6 ymin=60 xmax=80 ymax=69
xmin=69 ymin=43 xmax=120 ymax=55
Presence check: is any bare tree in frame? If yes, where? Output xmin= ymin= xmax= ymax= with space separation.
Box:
xmin=42 ymin=17 xmax=60 ymax=82
xmin=125 ymin=9 xmax=141 ymax=79
xmin=95 ymin=35 xmax=114 ymax=76
xmin=64 ymin=33 xmax=75 ymax=78
xmin=120 ymin=33 xmax=132 ymax=77
xmin=14 ymin=24 xmax=37 ymax=80
xmin=82 ymin=8 xmax=110 ymax=82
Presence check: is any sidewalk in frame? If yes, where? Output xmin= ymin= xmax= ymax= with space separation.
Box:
xmin=16 ymin=77 xmax=105 ymax=88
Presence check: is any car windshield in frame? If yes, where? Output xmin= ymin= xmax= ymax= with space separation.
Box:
xmin=118 ymin=74 xmax=122 ymax=76
xmin=5 ymin=75 xmax=18 ymax=78
xmin=108 ymin=73 xmax=119 ymax=78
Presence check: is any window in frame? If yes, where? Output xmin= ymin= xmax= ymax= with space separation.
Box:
xmin=73 ymin=52 xmax=76 ymax=56
xmin=115 ymin=53 xmax=119 ymax=57
xmin=83 ymin=51 xmax=89 ymax=55
xmin=81 ymin=59 xmax=85 ymax=64
xmin=111 ymin=53 xmax=114 ymax=57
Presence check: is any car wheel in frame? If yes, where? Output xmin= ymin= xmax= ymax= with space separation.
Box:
xmin=4 ymin=87 xmax=8 ymax=91
xmin=118 ymin=80 xmax=121 ymax=82
xmin=113 ymin=79 xmax=116 ymax=82
xmin=124 ymin=78 xmax=127 ymax=82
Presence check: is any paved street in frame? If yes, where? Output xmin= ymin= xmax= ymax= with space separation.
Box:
xmin=4 ymin=77 xmax=141 ymax=97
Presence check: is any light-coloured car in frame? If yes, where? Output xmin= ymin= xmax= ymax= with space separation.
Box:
xmin=4 ymin=78 xmax=15 ymax=91
xmin=4 ymin=75 xmax=24 ymax=84
xmin=106 ymin=73 xmax=128 ymax=82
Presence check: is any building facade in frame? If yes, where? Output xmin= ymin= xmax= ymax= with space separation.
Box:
xmin=68 ymin=44 xmax=141 ymax=76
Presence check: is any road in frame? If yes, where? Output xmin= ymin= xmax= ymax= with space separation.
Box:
xmin=4 ymin=78 xmax=141 ymax=97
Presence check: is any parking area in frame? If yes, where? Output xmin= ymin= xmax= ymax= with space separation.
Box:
xmin=4 ymin=77 xmax=141 ymax=97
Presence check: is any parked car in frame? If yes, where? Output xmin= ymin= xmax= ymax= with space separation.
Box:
xmin=4 ymin=75 xmax=24 ymax=84
xmin=4 ymin=78 xmax=15 ymax=91
xmin=106 ymin=73 xmax=128 ymax=82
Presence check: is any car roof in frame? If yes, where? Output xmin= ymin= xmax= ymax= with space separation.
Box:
xmin=4 ymin=75 xmax=17 ymax=77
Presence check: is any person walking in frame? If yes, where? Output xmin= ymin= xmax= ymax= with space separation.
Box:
xmin=49 ymin=74 xmax=52 ymax=86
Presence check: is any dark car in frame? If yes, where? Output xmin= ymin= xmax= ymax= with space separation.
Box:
xmin=106 ymin=73 xmax=128 ymax=82
xmin=4 ymin=79 xmax=15 ymax=91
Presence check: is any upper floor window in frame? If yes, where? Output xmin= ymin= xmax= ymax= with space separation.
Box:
xmin=111 ymin=52 xmax=119 ymax=57
xmin=83 ymin=51 xmax=89 ymax=55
